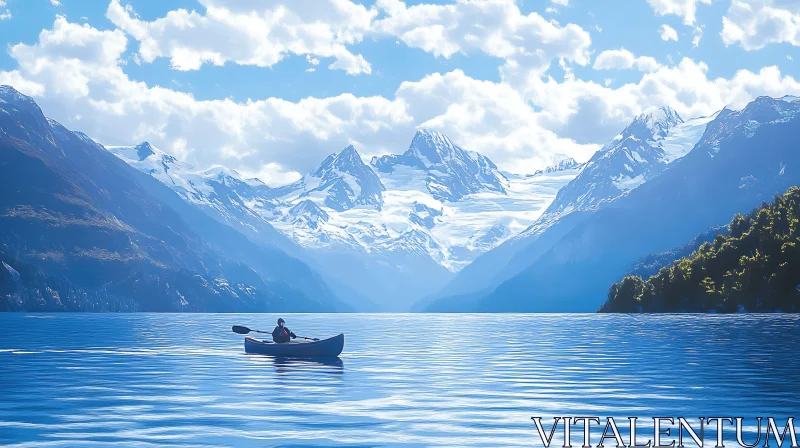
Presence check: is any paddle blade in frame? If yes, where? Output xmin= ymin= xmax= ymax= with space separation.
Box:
xmin=232 ymin=325 xmax=251 ymax=334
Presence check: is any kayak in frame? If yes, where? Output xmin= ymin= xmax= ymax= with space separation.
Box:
xmin=244 ymin=333 xmax=344 ymax=358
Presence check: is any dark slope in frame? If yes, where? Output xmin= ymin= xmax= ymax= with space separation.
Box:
xmin=0 ymin=85 xmax=345 ymax=312
xmin=476 ymin=97 xmax=800 ymax=312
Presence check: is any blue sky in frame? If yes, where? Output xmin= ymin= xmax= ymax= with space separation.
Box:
xmin=0 ymin=0 xmax=798 ymax=184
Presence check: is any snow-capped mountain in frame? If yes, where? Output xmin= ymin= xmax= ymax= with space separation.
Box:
xmin=0 ymin=85 xmax=345 ymax=313
xmin=372 ymin=129 xmax=507 ymax=202
xmin=107 ymin=142 xmax=289 ymax=251
xmin=418 ymin=104 xmax=717 ymax=310
xmin=533 ymin=154 xmax=582 ymax=175
xmin=424 ymin=94 xmax=800 ymax=312
xmin=107 ymin=129 xmax=582 ymax=310
xmin=259 ymin=129 xmax=582 ymax=273
xmin=473 ymin=94 xmax=800 ymax=312
xmin=543 ymin=106 xmax=716 ymax=220
xmin=271 ymin=144 xmax=385 ymax=212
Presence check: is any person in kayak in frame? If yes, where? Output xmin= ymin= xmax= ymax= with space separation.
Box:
xmin=272 ymin=318 xmax=297 ymax=343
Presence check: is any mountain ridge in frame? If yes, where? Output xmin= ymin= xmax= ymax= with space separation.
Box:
xmin=107 ymin=124 xmax=581 ymax=309
xmin=469 ymin=94 xmax=800 ymax=312
xmin=0 ymin=85 xmax=347 ymax=312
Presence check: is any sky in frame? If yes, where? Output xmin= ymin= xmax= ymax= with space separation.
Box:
xmin=0 ymin=0 xmax=799 ymax=186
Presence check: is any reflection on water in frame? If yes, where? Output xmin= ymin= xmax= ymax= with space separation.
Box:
xmin=1 ymin=313 xmax=799 ymax=447
xmin=265 ymin=355 xmax=345 ymax=374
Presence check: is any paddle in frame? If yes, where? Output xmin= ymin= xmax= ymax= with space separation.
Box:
xmin=232 ymin=325 xmax=320 ymax=341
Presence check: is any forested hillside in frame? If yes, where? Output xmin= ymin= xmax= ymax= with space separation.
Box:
xmin=600 ymin=187 xmax=800 ymax=313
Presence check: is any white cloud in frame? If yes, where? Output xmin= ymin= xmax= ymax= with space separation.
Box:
xmin=2 ymin=17 xmax=408 ymax=184
xmin=3 ymin=15 xmax=800 ymax=184
xmin=98 ymin=0 xmax=592 ymax=82
xmin=691 ymin=25 xmax=704 ymax=47
xmin=0 ymin=0 xmax=10 ymax=20
xmin=593 ymin=48 xmax=660 ymax=73
xmin=373 ymin=0 xmax=592 ymax=76
xmin=511 ymin=58 xmax=800 ymax=146
xmin=646 ymin=0 xmax=711 ymax=25
xmin=0 ymin=16 xmax=594 ymax=180
xmin=240 ymin=162 xmax=302 ymax=186
xmin=50 ymin=0 xmax=62 ymax=6
xmin=659 ymin=24 xmax=679 ymax=41
xmin=0 ymin=71 xmax=45 ymax=96
xmin=106 ymin=0 xmax=375 ymax=74
xmin=721 ymin=0 xmax=800 ymax=50
xmin=395 ymin=70 xmax=598 ymax=170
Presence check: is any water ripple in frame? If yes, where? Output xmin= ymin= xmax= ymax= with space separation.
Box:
xmin=1 ymin=313 xmax=799 ymax=447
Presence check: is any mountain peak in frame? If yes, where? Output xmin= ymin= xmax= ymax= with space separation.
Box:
xmin=340 ymin=144 xmax=358 ymax=155
xmin=542 ymin=104 xmax=713 ymax=221
xmin=287 ymin=199 xmax=329 ymax=226
xmin=415 ymin=128 xmax=448 ymax=139
xmin=293 ymin=144 xmax=385 ymax=211
xmin=637 ymin=105 xmax=680 ymax=121
xmin=312 ymin=144 xmax=369 ymax=179
xmin=335 ymin=144 xmax=363 ymax=166
xmin=372 ymin=129 xmax=506 ymax=202
xmin=409 ymin=128 xmax=457 ymax=165
xmin=0 ymin=85 xmax=37 ymax=108
xmin=134 ymin=142 xmax=156 ymax=161
xmin=533 ymin=154 xmax=582 ymax=175
xmin=630 ymin=106 xmax=684 ymax=139
xmin=202 ymin=165 xmax=243 ymax=181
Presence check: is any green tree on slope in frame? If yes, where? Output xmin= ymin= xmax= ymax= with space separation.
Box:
xmin=600 ymin=187 xmax=800 ymax=313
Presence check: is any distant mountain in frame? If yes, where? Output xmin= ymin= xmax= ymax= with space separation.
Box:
xmin=106 ymin=142 xmax=288 ymax=250
xmin=271 ymin=144 xmax=385 ymax=211
xmin=417 ymin=106 xmax=709 ymax=310
xmin=109 ymin=127 xmax=580 ymax=310
xmin=372 ymin=129 xmax=507 ymax=202
xmin=532 ymin=154 xmax=583 ymax=175
xmin=471 ymin=95 xmax=800 ymax=312
xmin=600 ymin=186 xmax=800 ymax=313
xmin=0 ymin=85 xmax=347 ymax=312
xmin=541 ymin=106 xmax=715 ymax=223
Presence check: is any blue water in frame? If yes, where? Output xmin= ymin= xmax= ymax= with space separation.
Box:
xmin=1 ymin=313 xmax=799 ymax=447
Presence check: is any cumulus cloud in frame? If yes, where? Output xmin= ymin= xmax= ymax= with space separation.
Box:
xmin=395 ymin=70 xmax=599 ymax=170
xmin=721 ymin=0 xmax=800 ymax=50
xmin=646 ymin=0 xmax=711 ymax=25
xmin=372 ymin=0 xmax=592 ymax=76
xmin=513 ymin=58 xmax=800 ymax=146
xmin=0 ymin=15 xmax=595 ymax=180
xmin=2 ymin=17 xmax=409 ymax=184
xmin=593 ymin=48 xmax=660 ymax=73
xmin=659 ymin=24 xmax=679 ymax=41
xmin=106 ymin=0 xmax=375 ymax=74
xmin=2 ymin=13 xmax=800 ymax=183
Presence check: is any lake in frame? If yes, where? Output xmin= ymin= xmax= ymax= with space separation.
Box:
xmin=1 ymin=313 xmax=799 ymax=447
